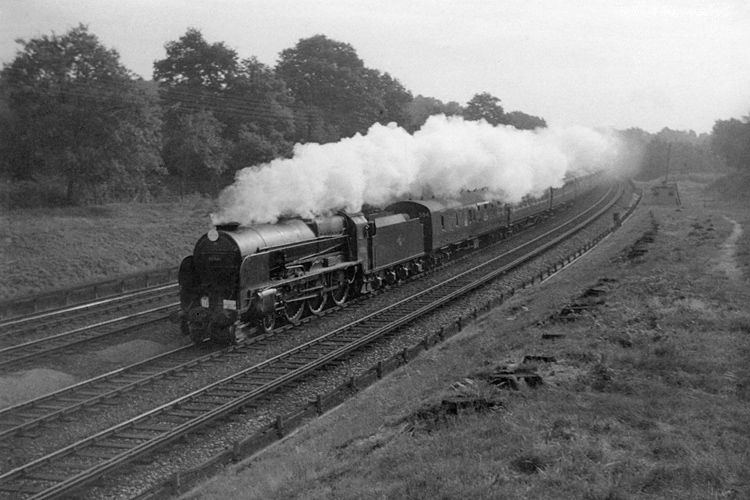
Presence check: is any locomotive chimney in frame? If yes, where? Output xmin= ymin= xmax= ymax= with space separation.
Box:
xmin=216 ymin=222 xmax=241 ymax=231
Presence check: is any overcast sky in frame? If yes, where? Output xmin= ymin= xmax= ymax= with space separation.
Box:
xmin=1 ymin=0 xmax=748 ymax=134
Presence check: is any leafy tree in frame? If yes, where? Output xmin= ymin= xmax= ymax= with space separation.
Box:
xmin=614 ymin=128 xmax=653 ymax=179
xmin=618 ymin=127 xmax=654 ymax=145
xmin=229 ymin=124 xmax=282 ymax=175
xmin=0 ymin=24 xmax=164 ymax=204
xmin=153 ymin=28 xmax=238 ymax=91
xmin=406 ymin=95 xmax=462 ymax=131
xmin=277 ymin=34 xmax=390 ymax=141
xmin=162 ymin=109 xmax=228 ymax=195
xmin=221 ymin=57 xmax=294 ymax=161
xmin=464 ymin=92 xmax=505 ymax=125
xmin=153 ymin=28 xmax=239 ymax=181
xmin=656 ymin=127 xmax=700 ymax=144
xmin=154 ymin=29 xmax=294 ymax=184
xmin=504 ymin=110 xmax=547 ymax=130
xmin=617 ymin=126 xmax=723 ymax=180
xmin=711 ymin=116 xmax=750 ymax=171
xmin=363 ymin=69 xmax=413 ymax=128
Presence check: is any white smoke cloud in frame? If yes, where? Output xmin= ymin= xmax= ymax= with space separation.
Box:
xmin=212 ymin=115 xmax=623 ymax=225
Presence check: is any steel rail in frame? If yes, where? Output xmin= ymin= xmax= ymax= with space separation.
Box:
xmin=0 ymin=284 xmax=178 ymax=331
xmin=0 ymin=326 xmax=291 ymax=441
xmin=0 ymin=304 xmax=179 ymax=370
xmin=0 ymin=344 xmax=194 ymax=440
xmin=0 ymin=221 xmax=512 ymax=440
xmin=0 ymin=181 xmax=621 ymax=499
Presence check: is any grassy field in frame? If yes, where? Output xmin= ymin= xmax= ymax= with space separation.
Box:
xmin=0 ymin=195 xmax=216 ymax=300
xmin=180 ymin=175 xmax=750 ymax=500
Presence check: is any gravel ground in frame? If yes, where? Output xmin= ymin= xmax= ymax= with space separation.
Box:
xmin=2 ymin=181 xmax=633 ymax=499
xmin=84 ymin=183 xmax=634 ymax=499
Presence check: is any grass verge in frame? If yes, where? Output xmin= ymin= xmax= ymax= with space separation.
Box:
xmin=0 ymin=195 xmax=214 ymax=299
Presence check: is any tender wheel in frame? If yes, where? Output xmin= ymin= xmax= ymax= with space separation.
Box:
xmin=307 ymin=293 xmax=327 ymax=315
xmin=258 ymin=314 xmax=276 ymax=333
xmin=330 ymin=283 xmax=348 ymax=306
xmin=386 ymin=270 xmax=398 ymax=285
xmin=284 ymin=300 xmax=304 ymax=324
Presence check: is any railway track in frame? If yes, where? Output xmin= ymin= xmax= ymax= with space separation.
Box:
xmin=0 ymin=318 xmax=332 ymax=443
xmin=0 ymin=179 xmax=622 ymax=499
xmin=0 ymin=284 xmax=179 ymax=338
xmin=0 ymin=303 xmax=180 ymax=372
xmin=0 ymin=188 xmax=594 ymax=373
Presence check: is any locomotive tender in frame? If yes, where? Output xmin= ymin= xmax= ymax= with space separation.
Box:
xmin=178 ymin=172 xmax=601 ymax=344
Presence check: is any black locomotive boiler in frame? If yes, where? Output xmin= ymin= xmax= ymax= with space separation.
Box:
xmin=177 ymin=172 xmax=601 ymax=344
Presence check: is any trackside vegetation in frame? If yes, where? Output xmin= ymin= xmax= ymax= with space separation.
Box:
xmin=0 ymin=195 xmax=214 ymax=300
xmin=2 ymin=24 xmax=746 ymax=210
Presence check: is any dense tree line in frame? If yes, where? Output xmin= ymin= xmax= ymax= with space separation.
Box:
xmin=711 ymin=115 xmax=750 ymax=173
xmin=615 ymin=127 xmax=728 ymax=181
xmin=1 ymin=25 xmax=745 ymax=208
xmin=462 ymin=92 xmax=547 ymax=130
xmin=0 ymin=25 xmax=163 ymax=205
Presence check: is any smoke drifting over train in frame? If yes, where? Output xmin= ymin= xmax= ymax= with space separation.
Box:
xmin=212 ymin=115 xmax=622 ymax=225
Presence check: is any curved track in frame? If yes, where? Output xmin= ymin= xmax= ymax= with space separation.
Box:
xmin=0 ymin=180 xmax=622 ymax=499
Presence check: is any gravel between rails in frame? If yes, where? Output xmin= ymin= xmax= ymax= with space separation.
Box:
xmin=5 ymin=183 xmax=634 ymax=499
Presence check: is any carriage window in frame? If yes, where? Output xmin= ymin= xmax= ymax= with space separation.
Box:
xmin=441 ymin=215 xmax=445 ymax=230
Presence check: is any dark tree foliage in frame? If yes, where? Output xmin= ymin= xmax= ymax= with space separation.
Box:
xmin=230 ymin=124 xmax=282 ymax=175
xmin=616 ymin=127 xmax=723 ymax=181
xmin=656 ymin=127 xmax=702 ymax=144
xmin=276 ymin=34 xmax=412 ymax=142
xmin=405 ymin=95 xmax=462 ymax=131
xmin=154 ymin=29 xmax=295 ymax=189
xmin=615 ymin=128 xmax=654 ymax=179
xmin=153 ymin=28 xmax=238 ymax=90
xmin=463 ymin=92 xmax=505 ymax=125
xmin=0 ymin=24 xmax=164 ymax=204
xmin=363 ymin=69 xmax=413 ymax=129
xmin=504 ymin=110 xmax=547 ymax=130
xmin=464 ymin=93 xmax=549 ymax=131
xmin=162 ymin=109 xmax=228 ymax=195
xmin=222 ymin=57 xmax=295 ymax=167
xmin=154 ymin=28 xmax=236 ymax=192
xmin=711 ymin=116 xmax=750 ymax=172
xmin=276 ymin=34 xmax=373 ymax=140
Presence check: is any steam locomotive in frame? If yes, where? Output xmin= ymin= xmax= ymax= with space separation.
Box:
xmin=177 ymin=172 xmax=601 ymax=344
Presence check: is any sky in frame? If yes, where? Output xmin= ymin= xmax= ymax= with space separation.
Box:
xmin=1 ymin=0 xmax=749 ymax=134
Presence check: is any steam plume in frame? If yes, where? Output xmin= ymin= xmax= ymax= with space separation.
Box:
xmin=212 ymin=115 xmax=622 ymax=225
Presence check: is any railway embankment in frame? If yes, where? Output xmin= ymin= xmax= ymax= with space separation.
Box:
xmin=182 ymin=174 xmax=750 ymax=500
xmin=0 ymin=195 xmax=214 ymax=301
